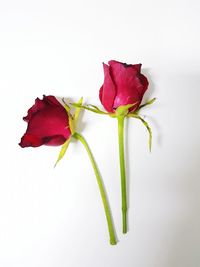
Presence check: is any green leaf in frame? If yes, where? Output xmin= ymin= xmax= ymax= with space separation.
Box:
xmin=128 ymin=114 xmax=152 ymax=151
xmin=138 ymin=98 xmax=156 ymax=111
xmin=54 ymin=138 xmax=71 ymax=167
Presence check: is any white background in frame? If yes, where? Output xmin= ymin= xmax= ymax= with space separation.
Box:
xmin=0 ymin=0 xmax=200 ymax=266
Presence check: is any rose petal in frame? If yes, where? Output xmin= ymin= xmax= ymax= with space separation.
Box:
xmin=109 ymin=60 xmax=141 ymax=72
xmin=42 ymin=135 xmax=67 ymax=146
xmin=140 ymin=73 xmax=149 ymax=92
xmin=19 ymin=134 xmax=43 ymax=147
xmin=23 ymin=98 xmax=45 ymax=122
xmin=43 ymin=95 xmax=62 ymax=106
xmin=99 ymin=63 xmax=116 ymax=112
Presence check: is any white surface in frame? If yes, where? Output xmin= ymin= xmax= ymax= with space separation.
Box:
xmin=0 ymin=0 xmax=200 ymax=266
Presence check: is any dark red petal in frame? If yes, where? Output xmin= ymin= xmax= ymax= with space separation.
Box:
xmin=19 ymin=134 xmax=43 ymax=147
xmin=42 ymin=135 xmax=67 ymax=146
xmin=132 ymin=64 xmax=142 ymax=72
xmin=23 ymin=98 xmax=45 ymax=122
xmin=128 ymin=75 xmax=149 ymax=112
xmin=99 ymin=63 xmax=116 ymax=112
xmin=19 ymin=133 xmax=67 ymax=147
xmin=28 ymin=106 xmax=70 ymax=136
xmin=99 ymin=86 xmax=103 ymax=103
xmin=109 ymin=60 xmax=141 ymax=72
xmin=140 ymin=73 xmax=149 ymax=92
xmin=43 ymin=95 xmax=63 ymax=107
xmin=23 ymin=95 xmax=63 ymax=122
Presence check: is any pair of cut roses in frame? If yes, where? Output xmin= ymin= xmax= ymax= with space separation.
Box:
xmin=19 ymin=60 xmax=148 ymax=147
xmin=19 ymin=60 xmax=154 ymax=245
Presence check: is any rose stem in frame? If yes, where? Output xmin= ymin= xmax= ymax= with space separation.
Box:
xmin=73 ymin=132 xmax=117 ymax=245
xmin=117 ymin=115 xmax=127 ymax=234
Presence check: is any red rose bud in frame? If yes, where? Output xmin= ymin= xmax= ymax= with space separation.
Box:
xmin=99 ymin=60 xmax=149 ymax=113
xmin=19 ymin=95 xmax=71 ymax=148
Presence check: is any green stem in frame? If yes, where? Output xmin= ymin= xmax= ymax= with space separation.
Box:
xmin=73 ymin=132 xmax=117 ymax=245
xmin=117 ymin=116 xmax=127 ymax=234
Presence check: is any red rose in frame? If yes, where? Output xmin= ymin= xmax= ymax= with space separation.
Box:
xmin=19 ymin=95 xmax=71 ymax=147
xmin=99 ymin=60 xmax=149 ymax=113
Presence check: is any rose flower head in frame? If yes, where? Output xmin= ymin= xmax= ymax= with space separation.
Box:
xmin=19 ymin=95 xmax=71 ymax=148
xmin=99 ymin=60 xmax=149 ymax=113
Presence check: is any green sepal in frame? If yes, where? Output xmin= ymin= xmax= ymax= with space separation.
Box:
xmin=137 ymin=98 xmax=156 ymax=111
xmin=74 ymin=97 xmax=83 ymax=125
xmin=54 ymin=137 xmax=71 ymax=167
xmin=128 ymin=114 xmax=152 ymax=151
xmin=62 ymin=98 xmax=71 ymax=113
xmin=68 ymin=115 xmax=75 ymax=134
xmin=71 ymin=103 xmax=108 ymax=115
xmin=87 ymin=104 xmax=107 ymax=114
xmin=111 ymin=102 xmax=138 ymax=117
xmin=54 ymin=97 xmax=84 ymax=167
xmin=62 ymin=98 xmax=75 ymax=134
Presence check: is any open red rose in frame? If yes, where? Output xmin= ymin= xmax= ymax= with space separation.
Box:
xmin=99 ymin=60 xmax=149 ymax=113
xmin=19 ymin=95 xmax=71 ymax=147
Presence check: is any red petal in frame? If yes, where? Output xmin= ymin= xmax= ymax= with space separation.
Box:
xmin=99 ymin=63 xmax=116 ymax=112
